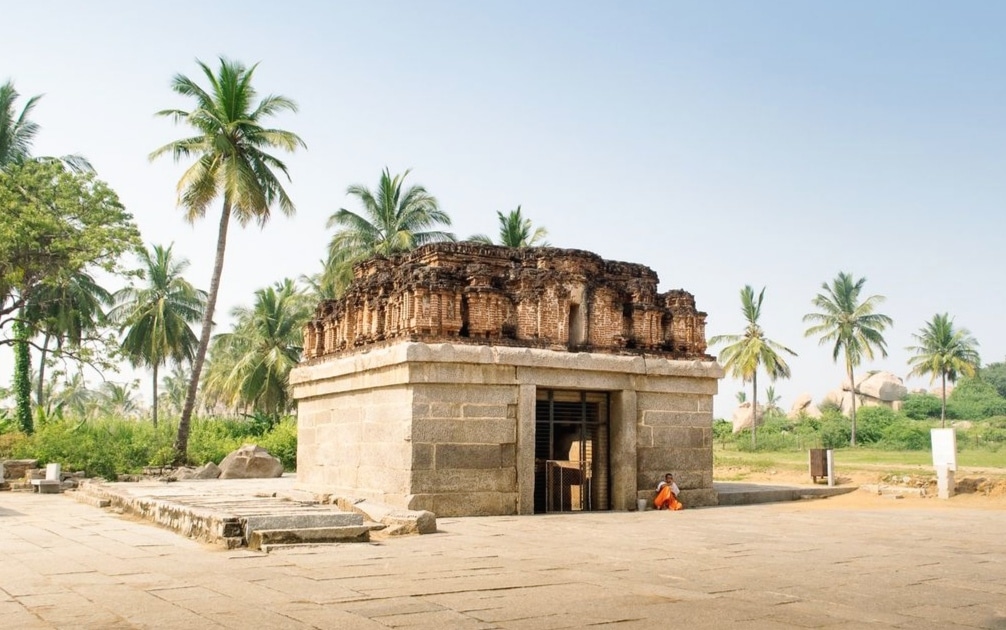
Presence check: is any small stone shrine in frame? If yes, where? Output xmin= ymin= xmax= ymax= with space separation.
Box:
xmin=291 ymin=243 xmax=722 ymax=516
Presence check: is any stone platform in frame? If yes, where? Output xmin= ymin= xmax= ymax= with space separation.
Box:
xmin=712 ymin=481 xmax=856 ymax=506
xmin=73 ymin=476 xmax=398 ymax=550
xmin=72 ymin=476 xmax=853 ymax=550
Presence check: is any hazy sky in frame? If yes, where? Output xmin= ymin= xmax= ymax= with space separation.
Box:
xmin=2 ymin=2 xmax=1003 ymax=418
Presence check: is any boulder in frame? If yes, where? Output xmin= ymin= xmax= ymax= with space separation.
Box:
xmin=857 ymin=371 xmax=907 ymax=402
xmin=193 ymin=462 xmax=222 ymax=479
xmin=169 ymin=467 xmax=197 ymax=480
xmin=218 ymin=445 xmax=283 ymax=479
xmin=787 ymin=393 xmax=822 ymax=420
xmin=731 ymin=402 xmax=763 ymax=433
xmin=169 ymin=461 xmax=222 ymax=481
xmin=2 ymin=459 xmax=38 ymax=480
xmin=824 ymin=388 xmax=857 ymax=416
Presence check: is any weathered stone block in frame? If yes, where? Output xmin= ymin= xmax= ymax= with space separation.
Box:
xmin=515 ymin=366 xmax=632 ymax=391
xmin=409 ymin=362 xmax=516 ymax=385
xmin=637 ymin=392 xmax=703 ymax=413
xmin=412 ymin=418 xmax=515 ymax=444
xmin=462 ymin=404 xmax=509 ymax=419
xmin=411 ymin=468 xmax=515 ymax=494
xmin=413 ymin=384 xmax=518 ymax=405
xmin=434 ymin=444 xmax=502 ymax=469
xmin=412 ymin=443 xmax=434 ymax=470
xmin=408 ymin=491 xmax=517 ymax=517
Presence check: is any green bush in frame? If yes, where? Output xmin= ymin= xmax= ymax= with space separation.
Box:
xmin=947 ymin=377 xmax=1006 ymax=419
xmin=9 ymin=417 xmax=173 ymax=480
xmin=876 ymin=421 xmax=931 ymax=450
xmin=712 ymin=419 xmax=733 ymax=443
xmin=187 ymin=418 xmax=245 ymax=466
xmin=902 ymin=393 xmax=942 ymax=420
xmin=256 ymin=417 xmax=297 ymax=470
xmin=854 ymin=406 xmax=903 ymax=445
xmin=819 ymin=410 xmax=851 ymax=449
xmin=979 ymin=362 xmax=1006 ymax=399
xmin=3 ymin=415 xmax=300 ymax=477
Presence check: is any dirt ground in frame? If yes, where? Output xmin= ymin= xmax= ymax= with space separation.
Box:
xmin=717 ymin=463 xmax=1006 ymax=511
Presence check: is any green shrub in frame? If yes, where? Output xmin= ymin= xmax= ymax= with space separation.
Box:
xmin=902 ymin=393 xmax=942 ymax=420
xmin=855 ymin=406 xmax=901 ymax=445
xmin=187 ymin=418 xmax=244 ymax=466
xmin=712 ymin=419 xmax=733 ymax=443
xmin=947 ymin=377 xmax=1006 ymax=419
xmin=877 ymin=421 xmax=931 ymax=450
xmin=0 ymin=430 xmax=27 ymax=459
xmin=979 ymin=362 xmax=1006 ymax=399
xmin=819 ymin=411 xmax=851 ymax=449
xmin=9 ymin=417 xmax=173 ymax=480
xmin=257 ymin=417 xmax=297 ymax=471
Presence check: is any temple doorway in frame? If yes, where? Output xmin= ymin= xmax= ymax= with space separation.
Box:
xmin=533 ymin=390 xmax=610 ymax=513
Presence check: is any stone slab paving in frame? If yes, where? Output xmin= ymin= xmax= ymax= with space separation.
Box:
xmin=1 ymin=492 xmax=1005 ymax=629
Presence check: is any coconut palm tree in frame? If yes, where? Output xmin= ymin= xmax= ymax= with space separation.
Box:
xmin=149 ymin=58 xmax=305 ymax=462
xmin=203 ymin=279 xmax=311 ymax=420
xmin=23 ymin=271 xmax=113 ymax=407
xmin=110 ymin=244 xmax=206 ymax=427
xmin=764 ymin=385 xmax=782 ymax=416
xmin=709 ymin=285 xmax=796 ymax=448
xmin=46 ymin=371 xmax=93 ymax=420
xmin=159 ymin=364 xmax=190 ymax=418
xmin=96 ymin=380 xmax=140 ymax=419
xmin=324 ymin=168 xmax=454 ymax=295
xmin=0 ymin=80 xmax=92 ymax=173
xmin=468 ymin=206 xmax=549 ymax=247
xmin=803 ymin=272 xmax=893 ymax=446
xmin=0 ymin=80 xmax=40 ymax=169
xmin=907 ymin=313 xmax=980 ymax=427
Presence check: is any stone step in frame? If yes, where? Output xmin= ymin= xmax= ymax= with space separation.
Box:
xmin=258 ymin=542 xmax=342 ymax=553
xmin=247 ymin=525 xmax=377 ymax=550
xmin=71 ymin=491 xmax=111 ymax=508
xmin=715 ymin=483 xmax=856 ymax=506
xmin=242 ymin=512 xmax=364 ymax=538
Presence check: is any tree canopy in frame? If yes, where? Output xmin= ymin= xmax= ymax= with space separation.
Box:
xmin=468 ymin=206 xmax=549 ymax=247
xmin=709 ymin=285 xmax=795 ymax=448
xmin=906 ymin=313 xmax=980 ymax=426
xmin=0 ymin=160 xmax=140 ymax=338
xmin=325 ymin=168 xmax=454 ymax=295
xmin=150 ymin=57 xmax=305 ymax=463
xmin=803 ymin=272 xmax=892 ymax=446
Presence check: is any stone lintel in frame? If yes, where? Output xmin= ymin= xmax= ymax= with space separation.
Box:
xmin=292 ymin=342 xmax=723 ymax=399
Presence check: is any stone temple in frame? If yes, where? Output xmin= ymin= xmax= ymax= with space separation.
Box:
xmin=291 ymin=243 xmax=723 ymax=516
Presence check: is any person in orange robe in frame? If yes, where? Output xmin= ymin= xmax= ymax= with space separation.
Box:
xmin=654 ymin=473 xmax=684 ymax=510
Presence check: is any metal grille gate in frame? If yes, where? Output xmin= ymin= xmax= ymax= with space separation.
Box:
xmin=534 ymin=390 xmax=610 ymax=513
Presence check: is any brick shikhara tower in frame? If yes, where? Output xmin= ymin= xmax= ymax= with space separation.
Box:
xmin=292 ymin=243 xmax=722 ymax=516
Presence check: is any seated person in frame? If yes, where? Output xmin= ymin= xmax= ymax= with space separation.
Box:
xmin=654 ymin=473 xmax=684 ymax=510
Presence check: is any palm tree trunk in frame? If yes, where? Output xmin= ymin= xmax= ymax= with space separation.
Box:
xmin=36 ymin=333 xmax=50 ymax=407
xmin=152 ymin=363 xmax=159 ymax=428
xmin=847 ymin=359 xmax=857 ymax=447
xmin=940 ymin=371 xmax=947 ymax=428
xmin=174 ymin=200 xmax=231 ymax=465
xmin=751 ymin=371 xmax=758 ymax=449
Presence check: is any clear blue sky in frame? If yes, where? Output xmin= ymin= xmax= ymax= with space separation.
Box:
xmin=2 ymin=2 xmax=1004 ymax=418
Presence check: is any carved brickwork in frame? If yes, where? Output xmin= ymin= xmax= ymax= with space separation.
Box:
xmin=303 ymin=243 xmax=712 ymax=361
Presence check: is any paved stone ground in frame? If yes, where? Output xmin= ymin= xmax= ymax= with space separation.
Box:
xmin=1 ymin=492 xmax=1004 ymax=629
